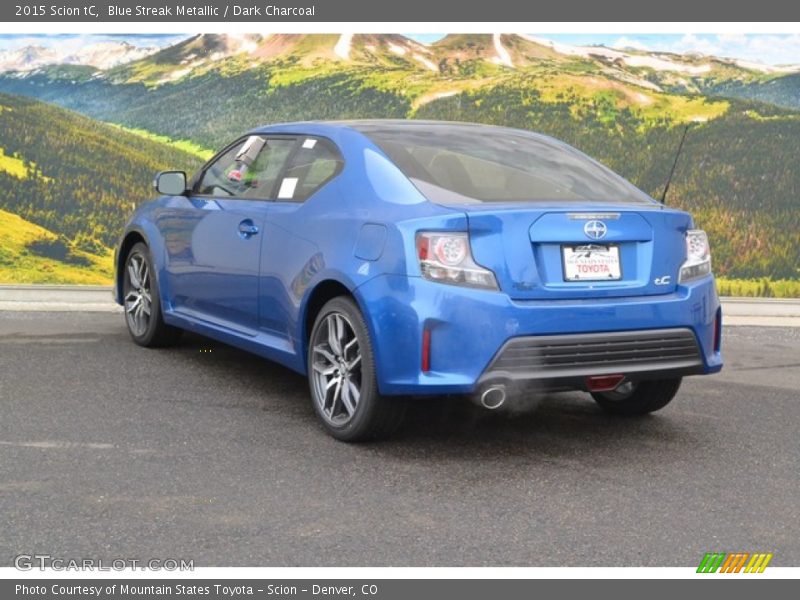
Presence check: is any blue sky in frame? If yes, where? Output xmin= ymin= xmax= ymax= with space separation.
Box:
xmin=2 ymin=33 xmax=800 ymax=66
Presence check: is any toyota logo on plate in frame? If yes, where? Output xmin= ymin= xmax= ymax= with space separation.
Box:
xmin=583 ymin=220 xmax=607 ymax=240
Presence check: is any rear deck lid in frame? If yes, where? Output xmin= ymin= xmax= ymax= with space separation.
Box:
xmin=466 ymin=205 xmax=692 ymax=300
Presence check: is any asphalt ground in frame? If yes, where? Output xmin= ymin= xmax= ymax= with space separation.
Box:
xmin=0 ymin=312 xmax=798 ymax=567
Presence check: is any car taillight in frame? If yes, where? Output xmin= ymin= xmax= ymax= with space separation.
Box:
xmin=678 ymin=229 xmax=712 ymax=283
xmin=415 ymin=232 xmax=498 ymax=290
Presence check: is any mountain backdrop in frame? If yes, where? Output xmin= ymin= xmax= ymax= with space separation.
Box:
xmin=0 ymin=34 xmax=798 ymax=291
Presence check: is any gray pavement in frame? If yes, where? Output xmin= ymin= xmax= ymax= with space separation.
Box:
xmin=0 ymin=312 xmax=798 ymax=567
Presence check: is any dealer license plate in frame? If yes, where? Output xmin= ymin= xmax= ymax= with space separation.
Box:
xmin=562 ymin=244 xmax=622 ymax=281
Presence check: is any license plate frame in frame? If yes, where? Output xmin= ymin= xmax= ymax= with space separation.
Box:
xmin=562 ymin=244 xmax=622 ymax=282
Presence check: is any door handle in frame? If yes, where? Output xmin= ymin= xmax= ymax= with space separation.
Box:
xmin=238 ymin=219 xmax=259 ymax=238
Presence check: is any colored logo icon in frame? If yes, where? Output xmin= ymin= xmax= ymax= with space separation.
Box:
xmin=697 ymin=552 xmax=773 ymax=573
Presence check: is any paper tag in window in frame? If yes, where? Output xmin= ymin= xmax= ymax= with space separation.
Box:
xmin=277 ymin=177 xmax=298 ymax=199
xmin=302 ymin=139 xmax=317 ymax=149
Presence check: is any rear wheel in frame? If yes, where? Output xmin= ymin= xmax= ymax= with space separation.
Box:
xmin=308 ymin=297 xmax=405 ymax=441
xmin=591 ymin=378 xmax=682 ymax=415
xmin=123 ymin=242 xmax=182 ymax=347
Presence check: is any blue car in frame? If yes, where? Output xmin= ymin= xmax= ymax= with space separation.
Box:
xmin=114 ymin=120 xmax=722 ymax=441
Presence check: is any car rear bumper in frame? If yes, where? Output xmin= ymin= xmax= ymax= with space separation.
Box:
xmin=354 ymin=274 xmax=722 ymax=396
xmin=480 ymin=327 xmax=706 ymax=393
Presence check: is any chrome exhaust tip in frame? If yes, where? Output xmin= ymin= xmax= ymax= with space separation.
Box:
xmin=480 ymin=384 xmax=507 ymax=410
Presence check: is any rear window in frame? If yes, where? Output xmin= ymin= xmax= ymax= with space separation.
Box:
xmin=359 ymin=123 xmax=654 ymax=205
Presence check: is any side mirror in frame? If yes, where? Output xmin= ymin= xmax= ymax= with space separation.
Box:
xmin=154 ymin=171 xmax=187 ymax=196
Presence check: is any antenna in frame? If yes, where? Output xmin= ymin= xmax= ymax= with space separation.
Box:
xmin=660 ymin=119 xmax=703 ymax=204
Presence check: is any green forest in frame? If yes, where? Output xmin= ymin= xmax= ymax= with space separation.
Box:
xmin=0 ymin=34 xmax=797 ymax=291
xmin=0 ymin=93 xmax=202 ymax=283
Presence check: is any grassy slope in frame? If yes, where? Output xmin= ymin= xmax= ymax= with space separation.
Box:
xmin=0 ymin=92 xmax=203 ymax=245
xmin=0 ymin=147 xmax=29 ymax=178
xmin=105 ymin=123 xmax=214 ymax=160
xmin=0 ymin=93 xmax=204 ymax=284
xmin=0 ymin=209 xmax=112 ymax=284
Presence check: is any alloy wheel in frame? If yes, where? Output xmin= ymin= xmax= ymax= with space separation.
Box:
xmin=124 ymin=252 xmax=152 ymax=337
xmin=311 ymin=312 xmax=363 ymax=426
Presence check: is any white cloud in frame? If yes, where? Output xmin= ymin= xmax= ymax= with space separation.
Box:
xmin=717 ymin=33 xmax=748 ymax=46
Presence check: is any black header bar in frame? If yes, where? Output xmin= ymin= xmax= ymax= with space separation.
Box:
xmin=4 ymin=0 xmax=800 ymax=22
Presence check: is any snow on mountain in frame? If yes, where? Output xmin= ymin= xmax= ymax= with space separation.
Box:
xmin=334 ymin=34 xmax=353 ymax=60
xmin=6 ymin=33 xmax=799 ymax=83
xmin=521 ymin=35 xmax=713 ymax=74
xmin=388 ymin=43 xmax=407 ymax=56
xmin=62 ymin=42 xmax=159 ymax=69
xmin=492 ymin=34 xmax=514 ymax=68
xmin=731 ymin=58 xmax=800 ymax=73
xmin=0 ymin=41 xmax=158 ymax=72
xmin=0 ymin=46 xmax=58 ymax=72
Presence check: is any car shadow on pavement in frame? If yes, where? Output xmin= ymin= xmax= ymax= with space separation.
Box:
xmin=396 ymin=392 xmax=689 ymax=443
xmin=175 ymin=332 xmax=697 ymax=458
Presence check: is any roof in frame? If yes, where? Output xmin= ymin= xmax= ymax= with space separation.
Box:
xmin=251 ymin=119 xmax=546 ymax=138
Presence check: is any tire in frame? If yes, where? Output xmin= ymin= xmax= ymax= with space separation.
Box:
xmin=591 ymin=377 xmax=682 ymax=416
xmin=307 ymin=296 xmax=405 ymax=441
xmin=122 ymin=242 xmax=183 ymax=347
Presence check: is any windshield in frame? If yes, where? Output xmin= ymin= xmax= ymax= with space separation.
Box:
xmin=356 ymin=122 xmax=654 ymax=205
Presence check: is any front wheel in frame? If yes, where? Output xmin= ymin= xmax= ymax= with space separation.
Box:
xmin=123 ymin=242 xmax=182 ymax=347
xmin=307 ymin=297 xmax=405 ymax=442
xmin=591 ymin=378 xmax=682 ymax=415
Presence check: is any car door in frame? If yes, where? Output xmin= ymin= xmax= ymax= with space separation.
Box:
xmin=164 ymin=135 xmax=297 ymax=334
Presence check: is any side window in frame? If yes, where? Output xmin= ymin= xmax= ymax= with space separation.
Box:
xmin=196 ymin=136 xmax=296 ymax=199
xmin=275 ymin=138 xmax=343 ymax=202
